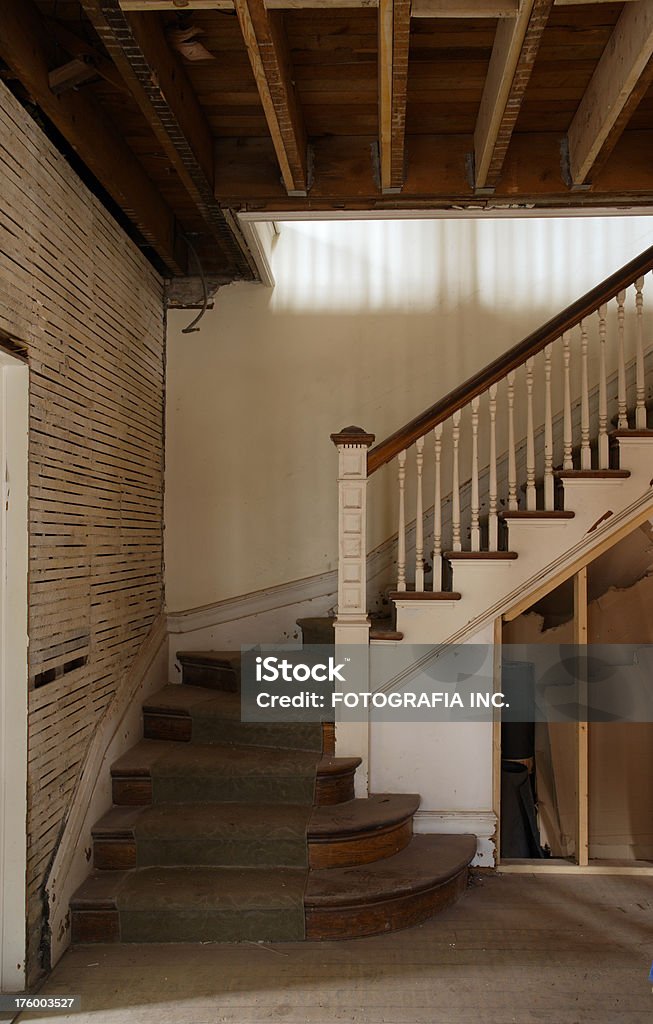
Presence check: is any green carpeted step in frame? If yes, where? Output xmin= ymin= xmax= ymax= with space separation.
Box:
xmin=177 ymin=651 xmax=241 ymax=691
xmin=112 ymin=739 xmax=321 ymax=804
xmin=72 ymin=865 xmax=308 ymax=943
xmin=144 ymin=684 xmax=324 ymax=752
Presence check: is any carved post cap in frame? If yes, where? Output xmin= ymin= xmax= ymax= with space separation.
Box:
xmin=330 ymin=425 xmax=376 ymax=447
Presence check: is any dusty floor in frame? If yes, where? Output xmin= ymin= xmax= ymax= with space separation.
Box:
xmin=12 ymin=872 xmax=653 ymax=1024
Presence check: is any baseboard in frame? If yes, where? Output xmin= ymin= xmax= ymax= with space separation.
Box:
xmin=413 ymin=810 xmax=497 ymax=867
xmin=45 ymin=614 xmax=168 ymax=968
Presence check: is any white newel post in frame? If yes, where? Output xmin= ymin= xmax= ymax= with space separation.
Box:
xmin=331 ymin=425 xmax=375 ymax=796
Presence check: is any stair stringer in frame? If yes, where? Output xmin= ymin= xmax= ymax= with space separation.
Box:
xmin=390 ymin=440 xmax=653 ymax=647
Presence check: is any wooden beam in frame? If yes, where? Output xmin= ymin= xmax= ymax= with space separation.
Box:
xmin=44 ymin=18 xmax=129 ymax=93
xmin=118 ymin=0 xmax=520 ymax=15
xmin=80 ymin=0 xmax=256 ymax=279
xmin=0 ymin=0 xmax=185 ymax=276
xmin=48 ymin=59 xmax=98 ymax=96
xmin=567 ymin=0 xmax=653 ymax=186
xmin=473 ymin=0 xmax=554 ymax=191
xmin=378 ymin=0 xmax=411 ymax=193
xmin=234 ymin=0 xmax=308 ymax=195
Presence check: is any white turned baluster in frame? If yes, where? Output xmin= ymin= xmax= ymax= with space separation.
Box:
xmin=433 ymin=423 xmax=443 ymax=591
xmin=452 ymin=409 xmax=462 ymax=551
xmin=635 ymin=277 xmax=646 ymax=429
xmin=580 ymin=319 xmax=591 ymax=469
xmin=544 ymin=345 xmax=554 ymax=510
xmin=397 ymin=449 xmax=407 ymax=591
xmin=526 ymin=357 xmax=536 ymax=510
xmin=507 ymin=371 xmax=518 ymax=511
xmin=617 ymin=289 xmax=628 ymax=428
xmin=415 ymin=437 xmax=425 ymax=592
xmin=598 ymin=303 xmax=609 ymax=469
xmin=471 ymin=396 xmax=480 ymax=551
xmin=488 ymin=384 xmax=498 ymax=550
xmin=563 ymin=332 xmax=573 ymax=470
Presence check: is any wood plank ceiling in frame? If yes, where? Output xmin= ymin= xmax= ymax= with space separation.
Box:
xmin=0 ymin=0 xmax=652 ymax=281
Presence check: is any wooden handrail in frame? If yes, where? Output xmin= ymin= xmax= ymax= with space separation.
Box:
xmin=368 ymin=244 xmax=653 ymax=475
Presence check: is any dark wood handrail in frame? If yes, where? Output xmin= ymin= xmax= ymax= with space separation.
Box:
xmin=368 ymin=244 xmax=653 ymax=475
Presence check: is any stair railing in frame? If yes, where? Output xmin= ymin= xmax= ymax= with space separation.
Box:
xmin=332 ymin=245 xmax=653 ymax=625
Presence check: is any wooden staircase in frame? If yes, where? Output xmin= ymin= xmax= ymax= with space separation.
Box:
xmin=71 ymin=651 xmax=475 ymax=944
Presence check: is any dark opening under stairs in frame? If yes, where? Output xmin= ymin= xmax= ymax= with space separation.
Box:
xmin=71 ymin=650 xmax=476 ymax=944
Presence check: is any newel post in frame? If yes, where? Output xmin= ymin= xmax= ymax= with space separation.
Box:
xmin=330 ymin=425 xmax=375 ymax=795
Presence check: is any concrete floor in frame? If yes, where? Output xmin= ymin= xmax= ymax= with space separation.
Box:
xmin=13 ymin=873 xmax=653 ymax=1024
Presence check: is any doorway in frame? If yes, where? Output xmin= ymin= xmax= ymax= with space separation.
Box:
xmin=0 ymin=345 xmax=28 ymax=992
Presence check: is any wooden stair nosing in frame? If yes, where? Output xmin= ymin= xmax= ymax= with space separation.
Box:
xmin=388 ymin=591 xmax=462 ymax=601
xmin=499 ymin=510 xmax=575 ymax=520
xmin=443 ymin=550 xmax=518 ymax=560
xmin=554 ymin=469 xmax=630 ymax=479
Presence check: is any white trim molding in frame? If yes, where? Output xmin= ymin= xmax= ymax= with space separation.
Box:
xmin=413 ymin=810 xmax=497 ymax=867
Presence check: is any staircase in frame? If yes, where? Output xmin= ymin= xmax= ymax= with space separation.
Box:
xmin=71 ymin=651 xmax=475 ymax=943
xmin=71 ymin=246 xmax=653 ymax=944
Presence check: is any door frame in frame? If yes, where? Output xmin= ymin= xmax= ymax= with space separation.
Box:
xmin=0 ymin=347 xmax=29 ymax=992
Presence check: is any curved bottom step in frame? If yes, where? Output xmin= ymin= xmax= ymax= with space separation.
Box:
xmin=305 ymin=834 xmax=476 ymax=940
xmin=71 ymin=834 xmax=475 ymax=944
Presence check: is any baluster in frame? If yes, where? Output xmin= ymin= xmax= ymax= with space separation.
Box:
xmin=415 ymin=437 xmax=425 ymax=592
xmin=526 ymin=357 xmax=536 ymax=510
xmin=433 ymin=423 xmax=443 ymax=591
xmin=471 ymin=396 xmax=480 ymax=551
xmin=617 ymin=289 xmax=628 ymax=428
xmin=580 ymin=319 xmax=591 ymax=469
xmin=397 ymin=449 xmax=407 ymax=591
xmin=452 ymin=409 xmax=462 ymax=551
xmin=488 ymin=384 xmax=498 ymax=550
xmin=635 ymin=276 xmax=646 ymax=429
xmin=544 ymin=345 xmax=554 ymax=510
xmin=598 ymin=303 xmax=609 ymax=469
xmin=563 ymin=332 xmax=573 ymax=470
xmin=507 ymin=371 xmax=518 ymax=511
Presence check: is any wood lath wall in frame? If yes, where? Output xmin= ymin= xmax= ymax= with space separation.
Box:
xmin=0 ymin=81 xmax=166 ymax=978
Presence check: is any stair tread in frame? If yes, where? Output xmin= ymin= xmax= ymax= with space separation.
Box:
xmin=93 ymin=802 xmax=312 ymax=841
xmin=444 ymin=551 xmax=518 ymax=560
xmin=500 ymin=510 xmax=574 ymax=520
xmin=309 ymin=794 xmax=420 ymax=837
xmin=305 ymin=834 xmax=476 ymax=907
xmin=111 ymin=739 xmax=357 ymax=778
xmin=554 ymin=469 xmax=630 ymax=478
xmin=144 ymin=684 xmax=238 ymax=716
xmin=93 ymin=792 xmax=420 ymax=841
xmin=72 ymin=865 xmax=307 ymax=912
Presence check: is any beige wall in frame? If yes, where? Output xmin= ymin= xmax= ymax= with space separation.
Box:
xmin=0 ymin=83 xmax=165 ymax=979
xmin=166 ymin=216 xmax=652 ymax=613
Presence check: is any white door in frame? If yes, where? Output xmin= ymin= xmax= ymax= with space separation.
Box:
xmin=0 ymin=349 xmax=28 ymax=993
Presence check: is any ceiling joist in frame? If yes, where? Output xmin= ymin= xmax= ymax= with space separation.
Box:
xmin=473 ymin=0 xmax=554 ymax=191
xmin=234 ymin=0 xmax=309 ymax=195
xmin=80 ymin=0 xmax=256 ymax=279
xmin=567 ymin=0 xmax=653 ymax=186
xmin=0 ymin=0 xmax=186 ymax=276
xmin=378 ymin=0 xmax=411 ymax=193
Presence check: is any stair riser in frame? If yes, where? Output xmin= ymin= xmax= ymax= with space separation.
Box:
xmin=93 ymin=818 xmax=412 ymax=871
xmin=72 ymin=911 xmax=120 ymax=944
xmin=305 ymin=865 xmax=468 ymax=940
xmin=180 ymin=665 xmax=240 ymax=691
xmin=94 ymin=839 xmax=307 ymax=870
xmin=71 ymin=909 xmax=301 ymax=945
xmin=143 ymin=713 xmax=335 ymax=755
xmin=112 ymin=770 xmax=354 ymax=807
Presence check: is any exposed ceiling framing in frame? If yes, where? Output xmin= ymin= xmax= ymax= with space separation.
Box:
xmin=0 ymin=0 xmax=651 ymax=281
